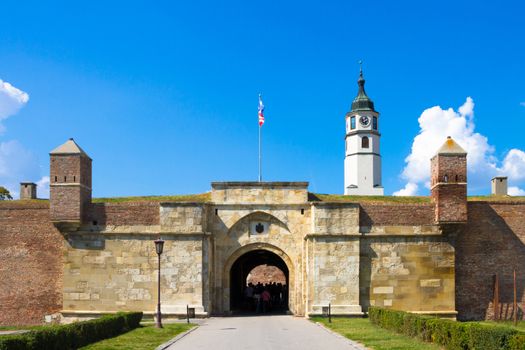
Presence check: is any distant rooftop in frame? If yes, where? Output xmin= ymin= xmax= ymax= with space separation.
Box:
xmin=50 ymin=138 xmax=90 ymax=157
xmin=436 ymin=136 xmax=467 ymax=156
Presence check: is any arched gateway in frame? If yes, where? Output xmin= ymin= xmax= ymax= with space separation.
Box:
xmin=224 ymin=243 xmax=295 ymax=314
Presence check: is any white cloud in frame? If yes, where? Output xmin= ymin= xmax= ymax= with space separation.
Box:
xmin=36 ymin=176 xmax=50 ymax=198
xmin=509 ymin=186 xmax=525 ymax=196
xmin=0 ymin=79 xmax=49 ymax=199
xmin=0 ymin=79 xmax=29 ymax=133
xmin=395 ymin=97 xmax=525 ymax=195
xmin=393 ymin=182 xmax=418 ymax=196
xmin=501 ymin=149 xmax=525 ymax=181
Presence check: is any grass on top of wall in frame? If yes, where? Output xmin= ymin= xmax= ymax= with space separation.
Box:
xmin=309 ymin=193 xmax=432 ymax=203
xmin=92 ymin=192 xmax=211 ymax=203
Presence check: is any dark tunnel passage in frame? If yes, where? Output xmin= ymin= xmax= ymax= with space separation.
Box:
xmin=230 ymin=249 xmax=289 ymax=314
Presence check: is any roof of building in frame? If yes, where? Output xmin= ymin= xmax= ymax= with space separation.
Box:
xmin=436 ymin=136 xmax=467 ymax=155
xmin=50 ymin=138 xmax=90 ymax=157
xmin=350 ymin=67 xmax=376 ymax=112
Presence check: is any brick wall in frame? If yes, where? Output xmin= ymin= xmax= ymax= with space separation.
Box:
xmin=359 ymin=203 xmax=434 ymax=226
xmin=433 ymin=184 xmax=467 ymax=223
xmin=90 ymin=202 xmax=159 ymax=226
xmin=456 ymin=202 xmax=525 ymax=320
xmin=0 ymin=202 xmax=63 ymax=326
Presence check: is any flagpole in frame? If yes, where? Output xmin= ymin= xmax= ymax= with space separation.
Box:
xmin=258 ymin=124 xmax=262 ymax=182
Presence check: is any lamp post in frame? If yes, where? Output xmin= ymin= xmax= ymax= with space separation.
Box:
xmin=154 ymin=237 xmax=165 ymax=328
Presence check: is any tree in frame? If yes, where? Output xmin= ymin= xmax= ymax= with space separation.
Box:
xmin=0 ymin=186 xmax=13 ymax=200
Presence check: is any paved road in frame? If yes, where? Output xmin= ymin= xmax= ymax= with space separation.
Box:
xmin=165 ymin=315 xmax=366 ymax=350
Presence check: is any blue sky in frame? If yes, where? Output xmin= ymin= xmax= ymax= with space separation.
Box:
xmin=0 ymin=0 xmax=524 ymax=198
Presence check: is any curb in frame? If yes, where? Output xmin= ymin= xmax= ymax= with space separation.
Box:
xmin=314 ymin=322 xmax=369 ymax=350
xmin=155 ymin=325 xmax=199 ymax=350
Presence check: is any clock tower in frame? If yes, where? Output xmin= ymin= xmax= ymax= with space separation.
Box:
xmin=344 ymin=66 xmax=384 ymax=195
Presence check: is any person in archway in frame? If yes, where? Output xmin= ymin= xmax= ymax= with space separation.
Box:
xmin=261 ymin=288 xmax=271 ymax=313
xmin=244 ymin=283 xmax=254 ymax=311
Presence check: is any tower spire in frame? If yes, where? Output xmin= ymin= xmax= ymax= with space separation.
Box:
xmin=351 ymin=61 xmax=375 ymax=112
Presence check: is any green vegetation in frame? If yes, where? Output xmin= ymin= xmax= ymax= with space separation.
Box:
xmin=80 ymin=323 xmax=194 ymax=350
xmin=309 ymin=193 xmax=431 ymax=203
xmin=311 ymin=316 xmax=440 ymax=350
xmin=310 ymin=193 xmax=525 ymax=203
xmin=481 ymin=320 xmax=525 ymax=332
xmin=0 ymin=186 xmax=13 ymax=200
xmin=368 ymin=307 xmax=525 ymax=350
xmin=0 ymin=325 xmax=48 ymax=331
xmin=92 ymin=192 xmax=211 ymax=203
xmin=468 ymin=195 xmax=525 ymax=202
xmin=0 ymin=312 xmax=143 ymax=350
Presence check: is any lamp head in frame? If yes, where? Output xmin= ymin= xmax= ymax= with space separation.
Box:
xmin=154 ymin=238 xmax=165 ymax=255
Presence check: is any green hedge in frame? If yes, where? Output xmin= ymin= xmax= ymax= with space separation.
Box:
xmin=0 ymin=312 xmax=143 ymax=350
xmin=369 ymin=307 xmax=523 ymax=350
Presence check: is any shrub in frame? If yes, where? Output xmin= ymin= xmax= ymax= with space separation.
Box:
xmin=465 ymin=323 xmax=517 ymax=350
xmin=0 ymin=312 xmax=143 ymax=350
xmin=509 ymin=334 xmax=525 ymax=350
xmin=368 ymin=307 xmax=522 ymax=350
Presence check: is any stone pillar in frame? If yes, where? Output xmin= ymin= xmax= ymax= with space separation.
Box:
xmin=491 ymin=177 xmax=508 ymax=196
xmin=20 ymin=182 xmax=37 ymax=200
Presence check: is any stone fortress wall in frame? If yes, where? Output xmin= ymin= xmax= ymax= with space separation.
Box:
xmin=2 ymin=138 xmax=525 ymax=325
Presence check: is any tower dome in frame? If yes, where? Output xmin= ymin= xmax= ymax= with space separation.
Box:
xmin=350 ymin=68 xmax=375 ymax=112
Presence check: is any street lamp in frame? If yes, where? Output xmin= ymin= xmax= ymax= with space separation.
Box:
xmin=154 ymin=237 xmax=165 ymax=328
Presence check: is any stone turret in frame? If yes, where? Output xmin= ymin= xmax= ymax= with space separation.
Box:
xmin=49 ymin=138 xmax=92 ymax=228
xmin=20 ymin=182 xmax=37 ymax=200
xmin=430 ymin=136 xmax=467 ymax=223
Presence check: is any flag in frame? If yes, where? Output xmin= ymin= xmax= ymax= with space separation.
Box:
xmin=258 ymin=94 xmax=265 ymax=127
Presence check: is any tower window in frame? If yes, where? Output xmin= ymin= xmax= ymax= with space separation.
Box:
xmin=64 ymin=176 xmax=67 ymax=182
xmin=54 ymin=176 xmax=57 ymax=182
xmin=362 ymin=136 xmax=369 ymax=149
xmin=350 ymin=116 xmax=356 ymax=130
xmin=73 ymin=176 xmax=76 ymax=182
xmin=373 ymin=116 xmax=378 ymax=130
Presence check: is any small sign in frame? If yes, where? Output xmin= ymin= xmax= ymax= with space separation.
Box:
xmin=322 ymin=306 xmax=330 ymax=317
xmin=250 ymin=221 xmax=269 ymax=235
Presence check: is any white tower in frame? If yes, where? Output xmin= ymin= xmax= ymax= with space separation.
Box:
xmin=344 ymin=66 xmax=384 ymax=195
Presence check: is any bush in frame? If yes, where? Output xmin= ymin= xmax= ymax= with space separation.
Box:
xmin=509 ymin=334 xmax=525 ymax=350
xmin=369 ymin=306 xmax=522 ymax=350
xmin=0 ymin=312 xmax=143 ymax=350
xmin=465 ymin=323 xmax=517 ymax=350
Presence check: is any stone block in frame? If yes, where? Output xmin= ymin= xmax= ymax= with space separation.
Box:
xmin=420 ymin=279 xmax=441 ymax=288
xmin=373 ymin=286 xmax=394 ymax=294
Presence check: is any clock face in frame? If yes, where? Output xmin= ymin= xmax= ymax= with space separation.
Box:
xmin=359 ymin=115 xmax=370 ymax=127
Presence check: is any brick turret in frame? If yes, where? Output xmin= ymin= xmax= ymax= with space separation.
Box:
xmin=49 ymin=138 xmax=92 ymax=228
xmin=431 ymin=136 xmax=467 ymax=223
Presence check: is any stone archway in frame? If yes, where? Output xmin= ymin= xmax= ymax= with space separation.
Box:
xmin=223 ymin=243 xmax=295 ymax=314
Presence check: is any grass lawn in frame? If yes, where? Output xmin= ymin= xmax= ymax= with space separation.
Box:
xmin=311 ymin=317 xmax=441 ymax=350
xmin=79 ymin=323 xmax=195 ymax=350
xmin=0 ymin=325 xmax=49 ymax=331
